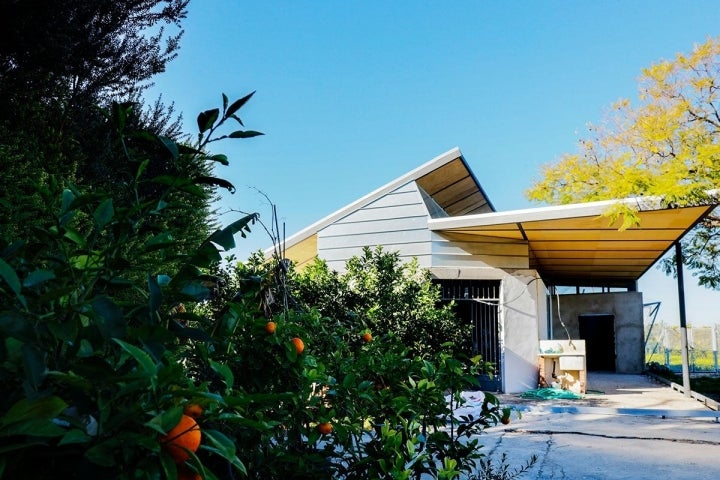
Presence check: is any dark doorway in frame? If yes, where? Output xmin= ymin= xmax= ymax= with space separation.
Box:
xmin=578 ymin=314 xmax=616 ymax=371
xmin=436 ymin=280 xmax=501 ymax=391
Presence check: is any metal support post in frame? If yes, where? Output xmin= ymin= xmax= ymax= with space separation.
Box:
xmin=675 ymin=242 xmax=691 ymax=397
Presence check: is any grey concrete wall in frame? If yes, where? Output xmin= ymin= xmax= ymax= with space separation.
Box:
xmin=550 ymin=292 xmax=644 ymax=373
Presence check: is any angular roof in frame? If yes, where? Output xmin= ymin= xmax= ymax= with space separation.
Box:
xmin=277 ymin=148 xmax=717 ymax=287
xmin=429 ymin=197 xmax=716 ymax=287
xmin=278 ymin=147 xmax=493 ymax=258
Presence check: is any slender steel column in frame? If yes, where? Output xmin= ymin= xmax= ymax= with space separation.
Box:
xmin=675 ymin=242 xmax=691 ymax=397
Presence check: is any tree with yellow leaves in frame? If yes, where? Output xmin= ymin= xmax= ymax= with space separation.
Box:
xmin=526 ymin=37 xmax=720 ymax=287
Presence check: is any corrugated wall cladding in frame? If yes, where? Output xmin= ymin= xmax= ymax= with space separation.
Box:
xmin=431 ymin=231 xmax=529 ymax=269
xmin=317 ymin=182 xmax=432 ymax=271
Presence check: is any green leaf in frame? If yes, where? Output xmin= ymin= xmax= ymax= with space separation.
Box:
xmin=145 ymin=406 xmax=183 ymax=435
xmin=157 ymin=135 xmax=179 ymax=160
xmin=93 ymin=198 xmax=114 ymax=229
xmin=23 ymin=269 xmax=55 ymax=288
xmin=0 ymin=312 xmax=34 ymax=341
xmin=60 ymin=189 xmax=76 ymax=215
xmin=224 ymin=91 xmax=255 ymax=120
xmin=135 ymin=158 xmax=150 ymax=181
xmin=21 ymin=343 xmax=46 ymax=390
xmin=197 ymin=108 xmax=220 ymax=134
xmin=69 ymin=253 xmax=103 ymax=270
xmin=143 ymin=232 xmax=176 ymax=253
xmin=202 ymin=429 xmax=247 ymax=475
xmin=210 ymin=360 xmax=234 ymax=389
xmin=92 ymin=296 xmax=126 ymax=339
xmin=1 ymin=396 xmax=67 ymax=427
xmin=113 ymin=338 xmax=157 ymax=376
xmin=222 ymin=93 xmax=229 ymax=113
xmin=208 ymin=154 xmax=229 ymax=166
xmin=63 ymin=229 xmax=86 ymax=247
xmin=59 ymin=428 xmax=91 ymax=445
xmin=148 ymin=274 xmax=162 ymax=323
xmin=177 ymin=144 xmax=204 ymax=156
xmin=193 ymin=176 xmax=236 ymax=193
xmin=228 ymin=130 xmax=264 ymax=139
xmin=0 ymin=396 xmax=67 ymax=438
xmin=207 ymin=213 xmax=258 ymax=251
xmin=84 ymin=439 xmax=118 ymax=467
xmin=179 ymin=282 xmax=210 ymax=301
xmin=0 ymin=258 xmax=22 ymax=296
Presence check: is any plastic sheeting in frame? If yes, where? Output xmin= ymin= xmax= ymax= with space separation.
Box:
xmin=520 ymin=388 xmax=583 ymax=400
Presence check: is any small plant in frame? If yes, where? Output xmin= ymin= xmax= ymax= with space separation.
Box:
xmin=473 ymin=453 xmax=538 ymax=480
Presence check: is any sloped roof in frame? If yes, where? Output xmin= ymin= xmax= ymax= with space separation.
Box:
xmin=277 ymin=147 xmax=493 ymax=258
xmin=428 ymin=197 xmax=716 ymax=287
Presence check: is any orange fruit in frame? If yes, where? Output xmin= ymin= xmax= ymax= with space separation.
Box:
xmin=361 ymin=332 xmax=372 ymax=343
xmin=160 ymin=414 xmax=201 ymax=463
xmin=265 ymin=321 xmax=276 ymax=334
xmin=500 ymin=416 xmax=511 ymax=425
xmin=317 ymin=422 xmax=333 ymax=435
xmin=183 ymin=403 xmax=203 ymax=419
xmin=291 ymin=337 xmax=305 ymax=355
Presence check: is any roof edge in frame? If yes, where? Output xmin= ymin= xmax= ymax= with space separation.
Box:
xmin=427 ymin=194 xmax=714 ymax=231
xmin=267 ymin=147 xmax=465 ymax=255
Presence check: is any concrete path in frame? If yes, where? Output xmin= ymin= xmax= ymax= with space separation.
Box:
xmin=479 ymin=373 xmax=720 ymax=479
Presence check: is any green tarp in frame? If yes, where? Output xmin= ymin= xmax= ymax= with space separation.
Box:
xmin=520 ymin=388 xmax=583 ymax=400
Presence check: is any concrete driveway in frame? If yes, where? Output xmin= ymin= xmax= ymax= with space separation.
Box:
xmin=480 ymin=373 xmax=720 ymax=479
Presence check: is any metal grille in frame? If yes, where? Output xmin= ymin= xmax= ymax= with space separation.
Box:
xmin=436 ymin=280 xmax=502 ymax=391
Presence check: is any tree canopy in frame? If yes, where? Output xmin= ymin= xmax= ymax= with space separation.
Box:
xmin=526 ymin=37 xmax=720 ymax=287
xmin=0 ymin=1 xmax=216 ymax=261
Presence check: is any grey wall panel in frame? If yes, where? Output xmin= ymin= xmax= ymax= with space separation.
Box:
xmin=320 ymin=216 xmax=429 ymax=237
xmin=334 ymin=204 xmax=428 ymax=224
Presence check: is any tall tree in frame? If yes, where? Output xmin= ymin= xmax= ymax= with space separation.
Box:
xmin=526 ymin=37 xmax=720 ymax=287
xmin=0 ymin=1 xmax=191 ymax=245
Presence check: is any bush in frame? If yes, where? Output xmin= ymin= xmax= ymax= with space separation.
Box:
xmin=1 ymin=95 xmax=518 ymax=479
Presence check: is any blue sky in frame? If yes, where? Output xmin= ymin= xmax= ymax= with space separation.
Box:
xmin=146 ymin=1 xmax=720 ymax=326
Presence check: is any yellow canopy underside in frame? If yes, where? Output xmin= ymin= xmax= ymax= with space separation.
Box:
xmin=435 ymin=205 xmax=713 ymax=286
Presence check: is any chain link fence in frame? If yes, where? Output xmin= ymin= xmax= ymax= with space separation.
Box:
xmin=644 ymin=322 xmax=720 ymax=373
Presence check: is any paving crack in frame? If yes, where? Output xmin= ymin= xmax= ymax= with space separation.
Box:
xmin=505 ymin=428 xmax=720 ymax=446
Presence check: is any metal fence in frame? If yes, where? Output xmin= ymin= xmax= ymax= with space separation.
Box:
xmin=644 ymin=322 xmax=720 ymax=373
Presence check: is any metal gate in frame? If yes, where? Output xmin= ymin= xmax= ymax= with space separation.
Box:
xmin=436 ymin=280 xmax=502 ymax=391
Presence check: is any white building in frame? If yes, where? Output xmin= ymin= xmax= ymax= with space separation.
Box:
xmin=277 ymin=148 xmax=716 ymax=393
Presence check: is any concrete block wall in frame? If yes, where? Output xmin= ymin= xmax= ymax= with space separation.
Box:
xmin=549 ymin=291 xmax=644 ymax=373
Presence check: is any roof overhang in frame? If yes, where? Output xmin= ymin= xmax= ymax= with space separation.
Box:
xmin=428 ymin=196 xmax=717 ymax=288
xmin=270 ymin=147 xmax=493 ymax=259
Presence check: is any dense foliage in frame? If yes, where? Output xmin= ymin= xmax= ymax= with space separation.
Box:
xmin=0 ymin=95 xmax=525 ymax=479
xmin=526 ymin=37 xmax=720 ymax=287
xmin=291 ymin=247 xmax=473 ymax=357
xmin=0 ymin=0 xmax=193 ymax=249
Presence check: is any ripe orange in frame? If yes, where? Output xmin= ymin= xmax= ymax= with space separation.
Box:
xmin=317 ymin=422 xmax=333 ymax=435
xmin=183 ymin=403 xmax=203 ymax=419
xmin=291 ymin=337 xmax=305 ymax=355
xmin=361 ymin=332 xmax=372 ymax=343
xmin=500 ymin=416 xmax=511 ymax=425
xmin=160 ymin=414 xmax=201 ymax=463
xmin=265 ymin=321 xmax=276 ymax=334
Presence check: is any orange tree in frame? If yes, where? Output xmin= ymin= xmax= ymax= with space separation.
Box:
xmin=202 ymin=250 xmax=510 ymax=479
xmin=0 ymin=94 xmax=261 ymax=479
xmin=1 ymin=92 xmax=519 ymax=479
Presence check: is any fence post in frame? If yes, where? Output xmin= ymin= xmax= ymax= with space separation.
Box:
xmin=662 ymin=325 xmax=671 ymax=369
xmin=713 ymin=324 xmax=718 ymax=374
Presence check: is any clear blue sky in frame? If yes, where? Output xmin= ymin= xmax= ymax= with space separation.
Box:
xmin=146 ymin=1 xmax=720 ymax=326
